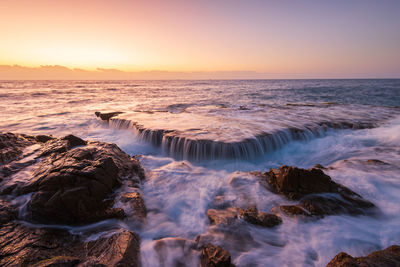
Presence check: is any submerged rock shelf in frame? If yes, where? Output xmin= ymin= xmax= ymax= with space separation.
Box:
xmin=100 ymin=111 xmax=380 ymax=161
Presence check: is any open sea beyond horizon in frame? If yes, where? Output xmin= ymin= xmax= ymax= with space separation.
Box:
xmin=1 ymin=79 xmax=400 ymax=266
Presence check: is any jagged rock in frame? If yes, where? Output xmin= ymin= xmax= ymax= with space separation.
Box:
xmin=83 ymin=230 xmax=140 ymax=267
xmin=207 ymin=206 xmax=281 ymax=228
xmin=326 ymin=245 xmax=400 ymax=267
xmin=0 ymin=132 xmax=34 ymax=165
xmin=0 ymin=223 xmax=140 ymax=267
xmin=0 ymin=199 xmax=17 ymax=225
xmin=95 ymin=111 xmax=124 ymax=121
xmin=262 ymin=166 xmax=376 ymax=217
xmin=207 ymin=208 xmax=238 ymax=226
xmin=120 ymin=192 xmax=147 ymax=222
xmin=35 ymin=135 xmax=55 ymax=143
xmin=0 ymin=134 xmax=145 ymax=225
xmin=238 ymin=206 xmax=282 ymax=227
xmin=200 ymin=244 xmax=233 ymax=267
xmin=366 ymin=159 xmax=390 ymax=165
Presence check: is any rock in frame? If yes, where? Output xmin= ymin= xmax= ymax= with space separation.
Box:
xmin=326 ymin=245 xmax=400 ymax=267
xmin=95 ymin=111 xmax=124 ymax=121
xmin=7 ymin=136 xmax=145 ymax=225
xmin=62 ymin=134 xmax=87 ymax=147
xmin=120 ymin=192 xmax=147 ymax=222
xmin=0 ymin=132 xmax=34 ymax=165
xmin=313 ymin=164 xmax=326 ymax=169
xmin=207 ymin=206 xmax=282 ymax=228
xmin=200 ymin=244 xmax=233 ymax=267
xmin=35 ymin=135 xmax=54 ymax=143
xmin=366 ymin=159 xmax=390 ymax=165
xmin=0 ymin=199 xmax=17 ymax=225
xmin=238 ymin=206 xmax=282 ymax=227
xmin=271 ymin=205 xmax=311 ymax=217
xmin=263 ymin=166 xmax=376 ymax=217
xmin=266 ymin=165 xmax=337 ymax=200
xmin=84 ymin=230 xmax=140 ymax=267
xmin=207 ymin=208 xmax=238 ymax=226
xmin=0 ymin=222 xmax=140 ymax=267
xmin=31 ymin=256 xmax=81 ymax=267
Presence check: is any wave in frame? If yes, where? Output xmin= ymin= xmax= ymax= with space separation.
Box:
xmin=107 ymin=118 xmax=377 ymax=161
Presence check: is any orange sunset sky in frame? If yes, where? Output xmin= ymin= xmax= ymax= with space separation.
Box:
xmin=1 ymin=0 xmax=400 ymax=79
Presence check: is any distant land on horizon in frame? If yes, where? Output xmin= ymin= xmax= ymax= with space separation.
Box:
xmin=1 ymin=65 xmax=399 ymax=80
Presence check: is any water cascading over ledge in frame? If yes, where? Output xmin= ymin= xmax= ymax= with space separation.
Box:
xmin=106 ymin=118 xmax=376 ymax=161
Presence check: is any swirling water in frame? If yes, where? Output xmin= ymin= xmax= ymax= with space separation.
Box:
xmin=1 ymin=79 xmax=400 ymax=266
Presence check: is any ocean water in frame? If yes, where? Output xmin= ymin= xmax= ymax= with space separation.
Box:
xmin=1 ymin=79 xmax=400 ymax=266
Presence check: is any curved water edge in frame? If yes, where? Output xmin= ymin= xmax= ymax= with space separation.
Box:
xmin=107 ymin=117 xmax=378 ymax=161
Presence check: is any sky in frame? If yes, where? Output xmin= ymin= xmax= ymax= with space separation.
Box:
xmin=1 ymin=0 xmax=400 ymax=79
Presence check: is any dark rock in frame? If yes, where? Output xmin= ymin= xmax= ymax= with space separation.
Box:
xmin=0 ymin=199 xmax=17 ymax=225
xmin=313 ymin=164 xmax=326 ymax=169
xmin=35 ymin=135 xmax=55 ymax=143
xmin=95 ymin=111 xmax=124 ymax=121
xmin=120 ymin=192 xmax=147 ymax=222
xmin=9 ymin=136 xmax=145 ymax=224
xmin=366 ymin=159 xmax=390 ymax=165
xmin=271 ymin=205 xmax=311 ymax=217
xmin=326 ymin=245 xmax=400 ymax=267
xmin=200 ymin=244 xmax=232 ymax=267
xmin=238 ymin=206 xmax=282 ymax=227
xmin=207 ymin=208 xmax=238 ymax=226
xmin=0 ymin=222 xmax=140 ymax=267
xmin=62 ymin=134 xmax=87 ymax=148
xmin=84 ymin=230 xmax=140 ymax=267
xmin=266 ymin=165 xmax=337 ymax=200
xmin=207 ymin=206 xmax=282 ymax=228
xmin=0 ymin=132 xmax=34 ymax=165
xmin=263 ymin=166 xmax=376 ymax=217
xmin=31 ymin=256 xmax=81 ymax=267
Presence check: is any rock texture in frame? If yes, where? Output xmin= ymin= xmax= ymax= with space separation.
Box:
xmin=0 ymin=223 xmax=140 ymax=267
xmin=200 ymin=244 xmax=233 ymax=267
xmin=0 ymin=132 xmax=145 ymax=266
xmin=12 ymin=135 xmax=144 ymax=224
xmin=262 ymin=165 xmax=376 ymax=217
xmin=326 ymin=245 xmax=400 ymax=267
xmin=207 ymin=206 xmax=282 ymax=228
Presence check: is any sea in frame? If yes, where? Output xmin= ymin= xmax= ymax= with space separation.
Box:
xmin=1 ymin=79 xmax=400 ymax=266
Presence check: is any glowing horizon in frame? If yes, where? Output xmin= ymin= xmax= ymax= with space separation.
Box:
xmin=1 ymin=0 xmax=400 ymax=78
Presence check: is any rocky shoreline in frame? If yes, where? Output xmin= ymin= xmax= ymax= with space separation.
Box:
xmin=0 ymin=132 xmax=398 ymax=266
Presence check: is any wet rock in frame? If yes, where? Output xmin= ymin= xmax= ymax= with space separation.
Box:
xmin=270 ymin=205 xmax=311 ymax=217
xmin=238 ymin=206 xmax=282 ymax=227
xmin=266 ymin=165 xmax=337 ymax=200
xmin=263 ymin=166 xmax=376 ymax=217
xmin=200 ymin=244 xmax=233 ymax=267
xmin=0 ymin=222 xmax=140 ymax=267
xmin=95 ymin=111 xmax=124 ymax=121
xmin=207 ymin=208 xmax=238 ymax=226
xmin=84 ymin=230 xmax=140 ymax=267
xmin=207 ymin=206 xmax=282 ymax=228
xmin=0 ymin=199 xmax=17 ymax=225
xmin=366 ymin=159 xmax=390 ymax=165
xmin=0 ymin=132 xmax=34 ymax=165
xmin=32 ymin=256 xmax=81 ymax=267
xmin=120 ymin=192 xmax=147 ymax=222
xmin=35 ymin=134 xmax=55 ymax=143
xmin=313 ymin=164 xmax=326 ymax=169
xmin=326 ymin=245 xmax=400 ymax=267
xmin=62 ymin=134 xmax=87 ymax=148
xmin=5 ymin=136 xmax=145 ymax=224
